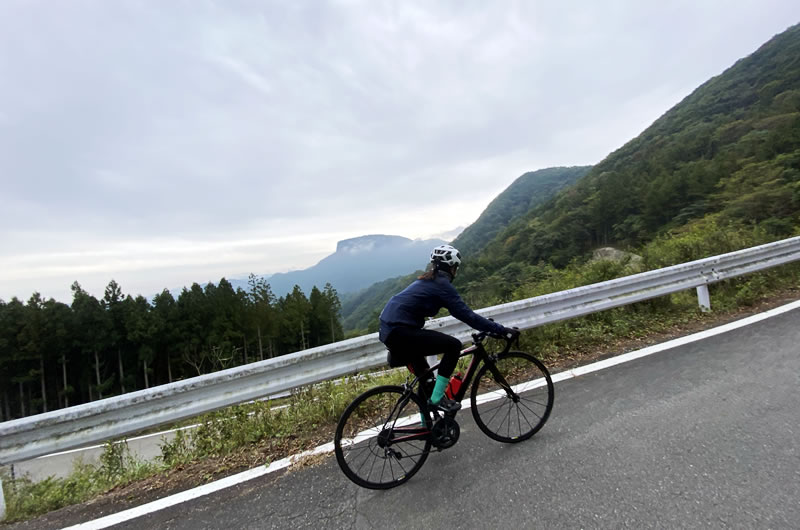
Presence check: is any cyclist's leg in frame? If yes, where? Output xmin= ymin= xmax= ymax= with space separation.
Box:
xmin=405 ymin=361 xmax=433 ymax=424
xmin=422 ymin=332 xmax=460 ymax=406
xmin=386 ymin=330 xmax=433 ymax=418
xmin=386 ymin=327 xmax=461 ymax=407
xmin=387 ymin=327 xmax=461 ymax=377
xmin=407 ymin=359 xmax=434 ymax=398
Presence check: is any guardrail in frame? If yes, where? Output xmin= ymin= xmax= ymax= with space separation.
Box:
xmin=2 ymin=235 xmax=800 ymax=517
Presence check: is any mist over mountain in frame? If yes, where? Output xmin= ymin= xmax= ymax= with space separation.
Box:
xmin=229 ymin=235 xmax=446 ymax=297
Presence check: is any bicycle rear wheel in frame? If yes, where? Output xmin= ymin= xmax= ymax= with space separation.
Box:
xmin=470 ymin=351 xmax=554 ymax=443
xmin=334 ymin=385 xmax=432 ymax=489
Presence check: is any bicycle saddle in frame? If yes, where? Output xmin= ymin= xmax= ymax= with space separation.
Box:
xmin=386 ymin=349 xmax=405 ymax=368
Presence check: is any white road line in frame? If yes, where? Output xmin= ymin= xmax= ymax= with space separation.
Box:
xmin=63 ymin=298 xmax=800 ymax=530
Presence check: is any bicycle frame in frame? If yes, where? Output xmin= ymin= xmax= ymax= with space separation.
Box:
xmin=421 ymin=333 xmax=515 ymax=402
xmin=384 ymin=335 xmax=515 ymax=444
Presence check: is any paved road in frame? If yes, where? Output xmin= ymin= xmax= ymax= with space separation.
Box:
xmin=99 ymin=308 xmax=800 ymax=528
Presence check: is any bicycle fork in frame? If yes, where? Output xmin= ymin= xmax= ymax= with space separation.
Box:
xmin=486 ymin=361 xmax=519 ymax=401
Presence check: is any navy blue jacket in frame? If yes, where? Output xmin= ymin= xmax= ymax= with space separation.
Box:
xmin=378 ymin=271 xmax=506 ymax=342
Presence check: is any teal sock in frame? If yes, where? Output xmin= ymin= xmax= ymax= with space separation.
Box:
xmin=430 ymin=375 xmax=450 ymax=404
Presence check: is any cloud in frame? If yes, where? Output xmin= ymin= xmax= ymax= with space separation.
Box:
xmin=1 ymin=0 xmax=799 ymax=302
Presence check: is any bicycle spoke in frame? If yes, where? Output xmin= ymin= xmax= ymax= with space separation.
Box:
xmin=380 ymin=454 xmax=388 ymax=483
xmin=517 ymin=399 xmax=544 ymax=420
xmin=483 ymin=398 xmax=508 ymax=427
xmin=502 ymin=402 xmax=512 ymax=438
xmin=489 ymin=399 xmax=512 ymax=435
xmin=343 ymin=443 xmax=373 ymax=459
xmin=518 ymin=394 xmax=548 ymax=407
xmin=479 ymin=399 xmax=511 ymax=414
xmin=518 ymin=404 xmax=535 ymax=432
xmin=364 ymin=446 xmax=375 ymax=477
xmin=479 ymin=393 xmax=534 ymax=436
xmin=392 ymin=452 xmax=411 ymax=476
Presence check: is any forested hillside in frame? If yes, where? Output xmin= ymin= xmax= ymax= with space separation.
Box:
xmin=452 ymin=166 xmax=591 ymax=256
xmin=458 ymin=23 xmax=800 ymax=301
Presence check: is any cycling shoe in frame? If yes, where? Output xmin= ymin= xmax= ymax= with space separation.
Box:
xmin=428 ymin=396 xmax=461 ymax=413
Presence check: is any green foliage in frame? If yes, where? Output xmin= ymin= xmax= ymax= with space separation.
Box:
xmin=0 ymin=277 xmax=345 ymax=421
xmin=159 ymin=428 xmax=192 ymax=467
xmin=3 ymin=440 xmax=159 ymax=522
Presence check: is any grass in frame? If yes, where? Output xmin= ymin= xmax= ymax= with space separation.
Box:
xmin=2 ymin=441 xmax=160 ymax=522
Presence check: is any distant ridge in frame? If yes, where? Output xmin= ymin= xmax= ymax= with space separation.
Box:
xmin=228 ymin=234 xmax=446 ymax=297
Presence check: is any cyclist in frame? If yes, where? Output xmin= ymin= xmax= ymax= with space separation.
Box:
xmin=379 ymin=244 xmax=519 ymax=413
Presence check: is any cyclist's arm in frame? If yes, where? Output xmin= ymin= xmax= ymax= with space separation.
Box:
xmin=438 ymin=281 xmax=507 ymax=335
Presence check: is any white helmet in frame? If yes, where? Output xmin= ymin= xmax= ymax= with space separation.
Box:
xmin=430 ymin=244 xmax=462 ymax=267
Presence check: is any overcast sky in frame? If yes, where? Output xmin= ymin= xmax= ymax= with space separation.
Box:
xmin=2 ymin=1 xmax=799 ymax=304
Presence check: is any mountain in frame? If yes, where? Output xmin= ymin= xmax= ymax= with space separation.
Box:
xmin=452 ymin=166 xmax=591 ymax=256
xmin=466 ymin=23 xmax=800 ymax=276
xmin=230 ymin=235 xmax=445 ymax=297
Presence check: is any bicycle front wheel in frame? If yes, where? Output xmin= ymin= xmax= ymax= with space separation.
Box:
xmin=470 ymin=351 xmax=554 ymax=443
xmin=334 ymin=385 xmax=432 ymax=489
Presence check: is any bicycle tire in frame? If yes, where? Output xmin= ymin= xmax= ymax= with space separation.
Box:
xmin=334 ymin=385 xmax=432 ymax=489
xmin=470 ymin=351 xmax=554 ymax=443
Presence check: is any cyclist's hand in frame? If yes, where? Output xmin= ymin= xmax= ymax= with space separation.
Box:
xmin=503 ymin=327 xmax=520 ymax=340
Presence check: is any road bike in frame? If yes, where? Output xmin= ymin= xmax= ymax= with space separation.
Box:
xmin=333 ymin=330 xmax=555 ymax=489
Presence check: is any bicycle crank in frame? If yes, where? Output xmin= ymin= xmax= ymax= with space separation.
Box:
xmin=431 ymin=416 xmax=460 ymax=449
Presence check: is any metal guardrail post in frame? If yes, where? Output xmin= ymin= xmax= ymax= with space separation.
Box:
xmin=1 ymin=476 xmax=6 ymax=521
xmin=696 ymin=285 xmax=711 ymax=312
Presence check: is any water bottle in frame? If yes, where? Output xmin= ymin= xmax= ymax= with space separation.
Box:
xmin=445 ymin=372 xmax=463 ymax=400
